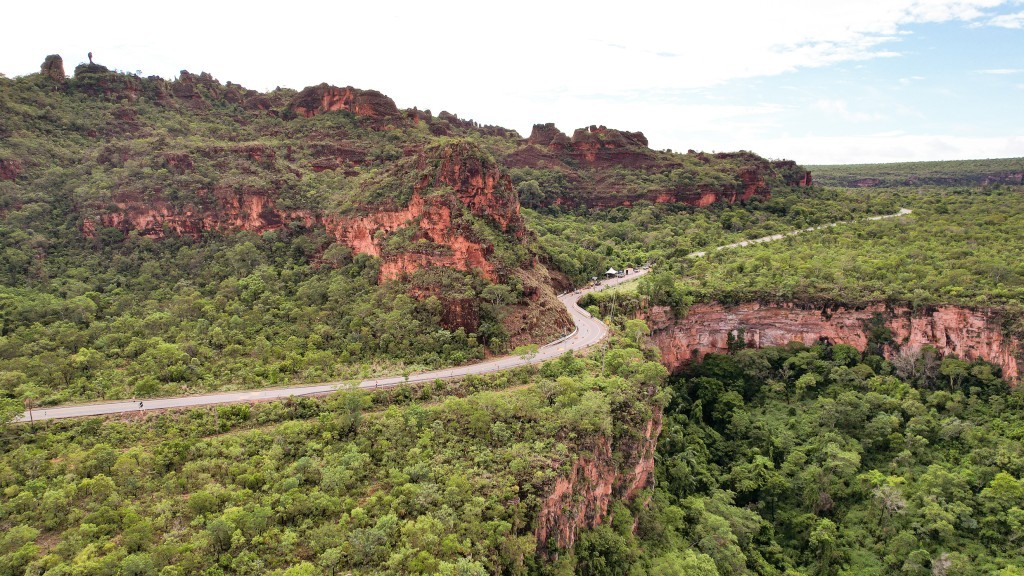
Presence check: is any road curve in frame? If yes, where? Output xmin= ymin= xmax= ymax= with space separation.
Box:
xmin=15 ymin=208 xmax=912 ymax=423
xmin=14 ymin=269 xmax=649 ymax=422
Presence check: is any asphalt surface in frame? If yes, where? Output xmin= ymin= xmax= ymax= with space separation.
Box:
xmin=15 ymin=268 xmax=649 ymax=422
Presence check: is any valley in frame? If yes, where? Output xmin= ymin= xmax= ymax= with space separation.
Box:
xmin=1 ymin=54 xmax=1024 ymax=575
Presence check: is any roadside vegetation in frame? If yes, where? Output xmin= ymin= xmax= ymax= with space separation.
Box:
xmin=527 ymin=186 xmax=899 ymax=286
xmin=0 ymin=335 xmax=666 ymax=575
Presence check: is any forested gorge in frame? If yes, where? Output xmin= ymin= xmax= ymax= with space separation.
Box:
xmin=3 ymin=57 xmax=1024 ymax=576
xmin=637 ymin=343 xmax=1024 ymax=575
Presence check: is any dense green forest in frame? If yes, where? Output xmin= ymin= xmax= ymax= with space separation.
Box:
xmin=0 ymin=335 xmax=667 ymax=575
xmin=0 ymin=63 xmax=820 ymax=408
xmin=0 ymin=227 xmax=508 ymax=406
xmin=676 ymin=187 xmax=1024 ymax=312
xmin=632 ymin=343 xmax=1024 ymax=575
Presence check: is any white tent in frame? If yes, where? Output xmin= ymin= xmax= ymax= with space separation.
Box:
xmin=605 ymin=268 xmax=618 ymax=276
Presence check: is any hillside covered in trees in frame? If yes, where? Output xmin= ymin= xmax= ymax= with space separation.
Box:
xmin=4 ymin=53 xmax=1024 ymax=576
xmin=0 ymin=55 xmax=815 ymax=407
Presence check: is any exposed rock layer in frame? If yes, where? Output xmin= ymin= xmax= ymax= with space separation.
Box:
xmin=508 ymin=124 xmax=780 ymax=209
xmin=646 ymin=302 xmax=1021 ymax=381
xmin=535 ymin=406 xmax=663 ymax=550
xmin=85 ymin=142 xmax=523 ymax=284
xmin=41 ymin=55 xmax=64 ymax=82
xmin=288 ymin=84 xmax=398 ymax=118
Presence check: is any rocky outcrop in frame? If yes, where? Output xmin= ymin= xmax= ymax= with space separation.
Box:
xmin=84 ymin=141 xmax=526 ymax=285
xmin=536 ymin=407 xmax=662 ymax=551
xmin=87 ymin=188 xmax=317 ymax=238
xmin=72 ymin=63 xmax=143 ymax=101
xmin=288 ymin=84 xmax=398 ymax=119
xmin=432 ymin=111 xmax=520 ymax=139
xmin=418 ymin=141 xmax=525 ymax=237
xmin=646 ymin=302 xmax=1021 ymax=381
xmin=0 ymin=159 xmax=23 ymax=181
xmin=307 ymin=142 xmax=368 ymax=173
xmin=40 ymin=55 xmax=65 ymax=82
xmin=325 ymin=192 xmax=501 ymax=282
xmin=522 ymin=124 xmax=654 ymax=170
xmin=771 ymin=159 xmax=813 ymax=187
xmin=508 ymin=124 xmax=779 ymax=209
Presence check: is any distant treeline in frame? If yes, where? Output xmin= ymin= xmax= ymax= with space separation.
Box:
xmin=809 ymin=157 xmax=1024 ymax=188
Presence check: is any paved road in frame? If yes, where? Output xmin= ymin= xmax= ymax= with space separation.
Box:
xmin=687 ymin=208 xmax=912 ymax=257
xmin=16 ymin=208 xmax=912 ymax=423
xmin=15 ymin=269 xmax=649 ymax=422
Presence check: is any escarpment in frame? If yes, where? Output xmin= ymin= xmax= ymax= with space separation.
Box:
xmin=646 ymin=302 xmax=1021 ymax=381
xmin=506 ymin=123 xmax=785 ymax=209
xmin=84 ymin=141 xmax=524 ymax=283
xmin=536 ymin=406 xmax=663 ymax=551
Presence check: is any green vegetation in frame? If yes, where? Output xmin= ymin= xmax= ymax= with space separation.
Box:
xmin=674 ymin=187 xmax=1024 ymax=313
xmin=0 ymin=335 xmax=666 ymax=575
xmin=581 ymin=187 xmax=1024 ymax=333
xmin=0 ymin=68 xmax=540 ymax=408
xmin=527 ymin=186 xmax=899 ymax=286
xmin=6 ymin=58 xmax=1024 ymax=576
xmin=0 ymin=225 xmax=531 ymax=405
xmin=631 ymin=343 xmax=1022 ymax=575
xmin=809 ymin=157 xmax=1024 ymax=188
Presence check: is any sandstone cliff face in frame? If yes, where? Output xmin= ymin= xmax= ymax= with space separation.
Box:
xmin=418 ymin=141 xmax=525 ymax=238
xmin=288 ymin=83 xmax=399 ymax=119
xmin=88 ymin=188 xmax=317 ymax=238
xmin=85 ymin=142 xmax=523 ymax=285
xmin=508 ymin=124 xmax=776 ymax=209
xmin=536 ymin=407 xmax=663 ymax=550
xmin=324 ymin=192 xmax=500 ymax=282
xmin=646 ymin=302 xmax=1020 ymax=381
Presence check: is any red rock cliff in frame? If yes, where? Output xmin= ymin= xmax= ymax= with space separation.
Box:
xmin=85 ymin=141 xmax=526 ymax=285
xmin=507 ymin=124 xmax=777 ymax=209
xmin=288 ymin=83 xmax=398 ymax=118
xmin=535 ymin=406 xmax=663 ymax=551
xmin=646 ymin=302 xmax=1021 ymax=382
xmin=90 ymin=187 xmax=317 ymax=238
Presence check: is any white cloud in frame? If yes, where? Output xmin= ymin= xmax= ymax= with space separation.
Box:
xmin=0 ymin=0 xmax=1018 ymax=164
xmin=978 ymin=68 xmax=1024 ymax=74
xmin=0 ymin=0 xmax=1009 ymax=95
xmin=754 ymin=133 xmax=1024 ymax=164
xmin=813 ymin=99 xmax=885 ymax=122
xmin=982 ymin=10 xmax=1024 ymax=27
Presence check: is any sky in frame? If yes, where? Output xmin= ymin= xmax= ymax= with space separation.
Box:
xmin=2 ymin=0 xmax=1023 ymax=164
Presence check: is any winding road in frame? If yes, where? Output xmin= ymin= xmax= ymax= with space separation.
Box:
xmin=14 ymin=271 xmax=645 ymax=422
xmin=15 ymin=208 xmax=911 ymax=423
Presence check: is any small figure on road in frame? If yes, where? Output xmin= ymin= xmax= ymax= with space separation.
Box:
xmin=139 ymin=401 xmax=144 ymax=409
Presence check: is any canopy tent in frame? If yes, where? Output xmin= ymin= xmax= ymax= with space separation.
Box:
xmin=605 ymin=268 xmax=618 ymax=276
